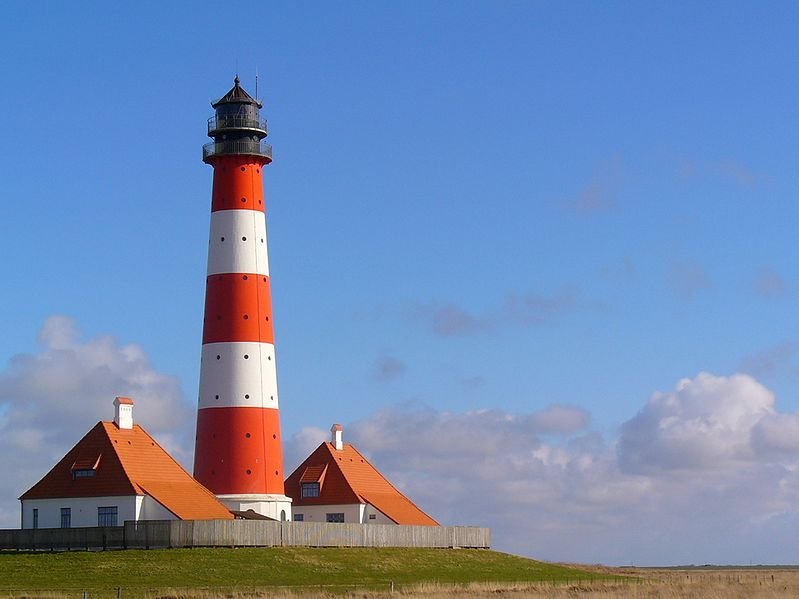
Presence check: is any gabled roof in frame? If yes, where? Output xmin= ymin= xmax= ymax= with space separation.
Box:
xmin=212 ymin=76 xmax=262 ymax=109
xmin=285 ymin=442 xmax=438 ymax=526
xmin=20 ymin=422 xmax=232 ymax=521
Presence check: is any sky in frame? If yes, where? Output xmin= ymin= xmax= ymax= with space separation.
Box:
xmin=2 ymin=1 xmax=799 ymax=565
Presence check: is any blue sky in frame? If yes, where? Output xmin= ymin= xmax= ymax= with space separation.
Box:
xmin=3 ymin=2 xmax=799 ymax=565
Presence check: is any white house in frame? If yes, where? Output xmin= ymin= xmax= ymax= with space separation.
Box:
xmin=284 ymin=425 xmax=438 ymax=526
xmin=20 ymin=398 xmax=232 ymax=529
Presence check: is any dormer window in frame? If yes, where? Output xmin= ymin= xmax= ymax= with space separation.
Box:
xmin=301 ymin=482 xmax=320 ymax=498
xmin=71 ymin=453 xmax=101 ymax=479
xmin=299 ymin=464 xmax=327 ymax=498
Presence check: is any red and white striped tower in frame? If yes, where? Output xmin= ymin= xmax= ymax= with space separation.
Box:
xmin=194 ymin=77 xmax=291 ymax=520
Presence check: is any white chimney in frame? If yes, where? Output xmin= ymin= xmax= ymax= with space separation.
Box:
xmin=114 ymin=396 xmax=134 ymax=429
xmin=331 ymin=423 xmax=343 ymax=450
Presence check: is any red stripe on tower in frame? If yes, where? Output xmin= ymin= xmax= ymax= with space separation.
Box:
xmin=194 ymin=77 xmax=292 ymax=521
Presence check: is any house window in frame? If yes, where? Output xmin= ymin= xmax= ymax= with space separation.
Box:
xmin=72 ymin=469 xmax=95 ymax=479
xmin=301 ymin=482 xmax=320 ymax=498
xmin=98 ymin=506 xmax=118 ymax=527
xmin=368 ymin=514 xmax=376 ymax=520
xmin=60 ymin=508 xmax=71 ymax=529
xmin=326 ymin=513 xmax=345 ymax=523
xmin=294 ymin=514 xmax=304 ymax=521
xmin=32 ymin=508 xmax=38 ymax=529
xmin=280 ymin=510 xmax=287 ymax=521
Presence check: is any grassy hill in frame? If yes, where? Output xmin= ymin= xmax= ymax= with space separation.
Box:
xmin=0 ymin=547 xmax=617 ymax=597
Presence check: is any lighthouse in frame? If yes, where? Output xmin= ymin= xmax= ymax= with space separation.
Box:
xmin=193 ymin=77 xmax=292 ymax=520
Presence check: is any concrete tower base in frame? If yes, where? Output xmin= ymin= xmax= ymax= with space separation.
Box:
xmin=216 ymin=494 xmax=293 ymax=521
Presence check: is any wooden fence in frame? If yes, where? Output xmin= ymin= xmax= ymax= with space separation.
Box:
xmin=0 ymin=520 xmax=490 ymax=551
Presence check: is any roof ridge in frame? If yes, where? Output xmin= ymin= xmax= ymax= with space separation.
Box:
xmin=342 ymin=445 xmax=423 ymax=512
xmin=127 ymin=423 xmax=225 ymax=505
xmin=342 ymin=443 xmax=436 ymax=523
xmin=322 ymin=442 xmax=366 ymax=503
xmin=102 ymin=422 xmax=143 ymax=494
xmin=19 ymin=421 xmax=105 ymax=500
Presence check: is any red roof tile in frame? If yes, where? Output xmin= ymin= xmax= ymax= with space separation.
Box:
xmin=21 ymin=422 xmax=232 ymax=521
xmin=285 ymin=442 xmax=438 ymax=526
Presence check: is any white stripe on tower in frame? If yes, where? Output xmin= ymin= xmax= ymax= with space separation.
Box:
xmin=198 ymin=342 xmax=278 ymax=409
xmin=207 ymin=210 xmax=270 ymax=276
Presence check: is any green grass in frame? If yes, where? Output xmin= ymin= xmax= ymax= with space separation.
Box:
xmin=0 ymin=547 xmax=613 ymax=597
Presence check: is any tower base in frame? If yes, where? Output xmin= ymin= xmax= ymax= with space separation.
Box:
xmin=216 ymin=494 xmax=293 ymax=521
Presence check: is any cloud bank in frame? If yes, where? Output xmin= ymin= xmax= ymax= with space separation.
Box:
xmin=290 ymin=372 xmax=799 ymax=565
xmin=0 ymin=316 xmax=192 ymax=527
xmin=5 ymin=317 xmax=799 ymax=565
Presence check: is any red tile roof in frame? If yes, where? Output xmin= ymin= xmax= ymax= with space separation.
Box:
xmin=21 ymin=422 xmax=232 ymax=521
xmin=285 ymin=442 xmax=438 ymax=526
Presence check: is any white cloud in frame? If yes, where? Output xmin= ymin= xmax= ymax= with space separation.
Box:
xmin=284 ymin=425 xmax=327 ymax=471
xmin=529 ymin=405 xmax=590 ymax=434
xmin=309 ymin=373 xmax=799 ymax=564
xmin=9 ymin=321 xmax=799 ymax=566
xmin=0 ymin=316 xmax=193 ymax=528
xmin=618 ymin=372 xmax=775 ymax=473
xmin=751 ymin=413 xmax=799 ymax=458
